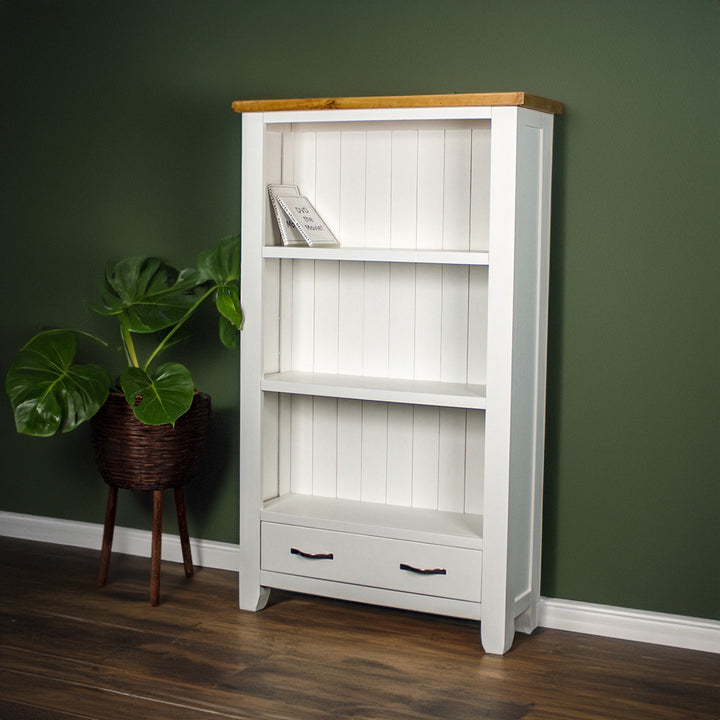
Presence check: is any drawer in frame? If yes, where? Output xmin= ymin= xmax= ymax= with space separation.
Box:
xmin=261 ymin=522 xmax=482 ymax=603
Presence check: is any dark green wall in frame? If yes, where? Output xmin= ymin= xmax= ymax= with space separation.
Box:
xmin=2 ymin=0 xmax=718 ymax=621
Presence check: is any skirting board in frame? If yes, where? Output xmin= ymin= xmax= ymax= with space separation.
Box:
xmin=0 ymin=510 xmax=239 ymax=572
xmin=538 ymin=597 xmax=719 ymax=655
xmin=1 ymin=511 xmax=718 ymax=655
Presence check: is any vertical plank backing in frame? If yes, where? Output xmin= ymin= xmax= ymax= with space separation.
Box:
xmin=361 ymin=401 xmax=389 ymax=502
xmin=390 ymin=130 xmax=418 ymax=248
xmin=387 ymin=264 xmax=416 ymax=378
xmin=440 ymin=265 xmax=470 ymax=384
xmin=442 ymin=129 xmax=472 ymax=250
xmin=470 ymin=126 xmax=492 ymax=251
xmin=336 ymin=398 xmax=363 ymax=500
xmin=416 ymin=129 xmax=445 ymax=250
xmin=339 ymin=131 xmax=367 ymax=245
xmin=365 ymin=131 xmax=392 ymax=248
xmin=337 ymin=262 xmax=364 ymax=374
xmin=269 ymin=118 xmax=493 ymax=511
xmin=386 ymin=403 xmax=414 ymax=506
xmin=414 ymin=265 xmax=442 ymax=381
xmin=313 ymin=260 xmax=339 ymax=374
xmin=362 ymin=263 xmax=390 ymax=378
xmin=411 ymin=406 xmax=441 ymax=508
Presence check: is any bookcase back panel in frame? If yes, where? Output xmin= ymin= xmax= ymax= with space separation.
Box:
xmin=267 ymin=120 xmax=491 ymax=252
xmin=268 ymin=394 xmax=484 ymax=515
xmin=266 ymin=259 xmax=488 ymax=385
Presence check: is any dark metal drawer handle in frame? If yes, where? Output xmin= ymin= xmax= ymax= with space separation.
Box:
xmin=291 ymin=547 xmax=334 ymax=560
xmin=400 ymin=562 xmax=447 ymax=576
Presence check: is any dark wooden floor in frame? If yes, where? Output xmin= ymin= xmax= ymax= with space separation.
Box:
xmin=1 ymin=537 xmax=718 ymax=720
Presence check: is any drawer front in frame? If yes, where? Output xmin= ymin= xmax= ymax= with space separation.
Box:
xmin=261 ymin=522 xmax=482 ymax=603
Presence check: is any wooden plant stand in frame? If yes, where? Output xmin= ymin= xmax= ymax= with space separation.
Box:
xmin=97 ymin=484 xmax=194 ymax=606
xmin=91 ymin=392 xmax=211 ymax=606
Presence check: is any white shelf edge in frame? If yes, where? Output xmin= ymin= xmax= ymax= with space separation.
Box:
xmin=262 ymin=246 xmax=489 ymax=266
xmin=261 ymin=494 xmax=483 ymax=550
xmin=261 ymin=371 xmax=487 ymax=410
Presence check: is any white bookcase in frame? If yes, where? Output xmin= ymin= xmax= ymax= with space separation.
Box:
xmin=233 ymin=93 xmax=562 ymax=655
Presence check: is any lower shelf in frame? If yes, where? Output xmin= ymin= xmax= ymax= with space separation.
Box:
xmin=261 ymin=493 xmax=483 ymax=549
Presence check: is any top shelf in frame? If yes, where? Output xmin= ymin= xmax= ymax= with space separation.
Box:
xmin=232 ymin=92 xmax=563 ymax=115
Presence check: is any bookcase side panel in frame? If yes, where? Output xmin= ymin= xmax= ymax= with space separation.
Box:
xmin=506 ymin=117 xmax=542 ymax=609
xmin=239 ymin=112 xmax=268 ymax=610
xmin=481 ymin=106 xmax=520 ymax=654
xmin=507 ymin=109 xmax=554 ymax=628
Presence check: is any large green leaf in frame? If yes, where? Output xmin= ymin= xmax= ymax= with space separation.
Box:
xmin=197 ymin=236 xmax=242 ymax=346
xmin=120 ymin=362 xmax=194 ymax=426
xmin=218 ymin=316 xmax=239 ymax=350
xmin=5 ymin=330 xmax=110 ymax=436
xmin=97 ymin=256 xmax=203 ymax=334
xmin=215 ymin=283 xmax=243 ymax=329
xmin=197 ymin=235 xmax=240 ymax=284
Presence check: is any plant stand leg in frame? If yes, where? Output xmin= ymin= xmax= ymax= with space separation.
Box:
xmin=174 ymin=486 xmax=194 ymax=578
xmin=151 ymin=490 xmax=163 ymax=607
xmin=98 ymin=486 xmax=118 ymax=588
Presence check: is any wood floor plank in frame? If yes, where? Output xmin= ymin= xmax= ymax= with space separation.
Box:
xmin=0 ymin=667 xmax=255 ymax=720
xmin=1 ymin=537 xmax=718 ymax=720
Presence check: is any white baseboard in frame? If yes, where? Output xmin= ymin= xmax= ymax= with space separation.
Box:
xmin=0 ymin=510 xmax=239 ymax=572
xmin=538 ymin=597 xmax=720 ymax=655
xmin=1 ymin=511 xmax=718 ymax=654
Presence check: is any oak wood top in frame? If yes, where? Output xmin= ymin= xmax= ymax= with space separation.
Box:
xmin=232 ymin=91 xmax=563 ymax=115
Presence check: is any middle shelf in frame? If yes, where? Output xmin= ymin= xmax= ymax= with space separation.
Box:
xmin=262 ymin=245 xmax=490 ymax=266
xmin=262 ymin=371 xmax=487 ymax=409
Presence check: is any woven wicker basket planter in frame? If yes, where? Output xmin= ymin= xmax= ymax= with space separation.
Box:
xmin=91 ymin=392 xmax=212 ymax=491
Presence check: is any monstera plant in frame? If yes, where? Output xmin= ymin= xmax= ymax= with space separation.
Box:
xmin=6 ymin=235 xmax=242 ymax=436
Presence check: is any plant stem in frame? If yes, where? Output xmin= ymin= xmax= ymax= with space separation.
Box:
xmin=143 ymin=286 xmax=216 ymax=372
xmin=121 ymin=323 xmax=140 ymax=368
